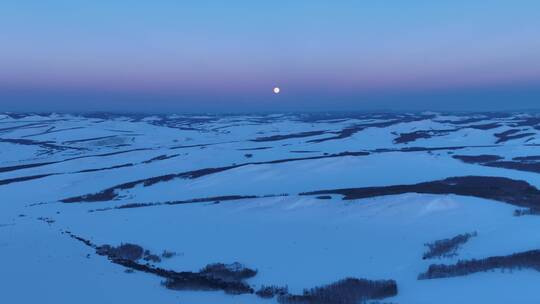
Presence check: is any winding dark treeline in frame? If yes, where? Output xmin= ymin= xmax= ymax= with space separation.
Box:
xmin=453 ymin=153 xmax=540 ymax=176
xmin=64 ymin=231 xmax=398 ymax=301
xmin=303 ymin=176 xmax=540 ymax=209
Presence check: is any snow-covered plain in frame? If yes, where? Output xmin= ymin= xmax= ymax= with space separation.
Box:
xmin=1 ymin=112 xmax=540 ymax=303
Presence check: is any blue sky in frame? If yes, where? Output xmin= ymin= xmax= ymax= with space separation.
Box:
xmin=1 ymin=1 xmax=539 ymax=112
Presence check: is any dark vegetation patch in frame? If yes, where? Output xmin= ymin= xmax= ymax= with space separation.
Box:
xmin=302 ymin=176 xmax=540 ymax=209
xmin=22 ymin=127 xmax=85 ymax=138
xmin=142 ymin=114 xmax=228 ymax=131
xmin=142 ymin=154 xmax=180 ymax=164
xmin=0 ymin=122 xmax=52 ymax=132
xmin=0 ymin=138 xmax=85 ymax=151
xmin=294 ymin=112 xmax=373 ymax=123
xmin=237 ymin=147 xmax=272 ymax=151
xmin=161 ymin=268 xmax=255 ymax=294
xmin=256 ymin=285 xmax=289 ymax=298
xmin=77 ymin=112 xmax=149 ymax=121
xmin=36 ymin=217 xmax=55 ymax=224
xmin=64 ymin=232 xmax=257 ymax=295
xmin=465 ymin=122 xmax=501 ymax=130
xmin=423 ymin=232 xmax=477 ymax=260
xmin=97 ymin=243 xmax=144 ymax=261
xmin=74 ymin=163 xmax=134 ymax=173
xmin=105 ymin=129 xmax=136 ymax=133
xmin=251 ymin=131 xmax=327 ymax=142
xmin=434 ymin=117 xmax=489 ymax=125
xmin=316 ymin=195 xmax=332 ymax=200
xmin=453 ymin=154 xmax=540 ymax=176
xmin=371 ymin=144 xmax=497 ymax=154
xmin=514 ymin=208 xmax=540 ymax=216
xmin=143 ymin=251 xmax=162 ymax=263
xmin=90 ymin=195 xmax=259 ymax=212
xmin=27 ymin=202 xmax=49 ymax=207
xmin=494 ymin=129 xmax=535 ymax=143
xmin=510 ymin=116 xmax=540 ymax=128
xmin=480 ymin=160 xmax=540 ymax=174
xmin=0 ymin=162 xmax=143 ymax=187
xmin=0 ymin=161 xmax=60 ymax=173
xmin=87 ymin=241 xmax=171 ymax=265
xmin=393 ymin=131 xmax=434 ymax=144
xmin=394 ymin=129 xmax=458 ymax=144
xmin=71 ymin=148 xmax=154 ymax=159
xmin=500 ymin=132 xmax=536 ymax=143
xmin=199 ymin=262 xmax=257 ymax=282
xmin=63 ymin=135 xmax=118 ymax=144
xmin=309 ymin=121 xmax=406 ymax=144
xmin=277 ymin=278 xmax=398 ymax=304
xmin=295 ymin=112 xmax=428 ymax=123
xmin=170 ymin=143 xmax=218 ymax=149
xmin=162 ymin=250 xmax=176 ymax=258
xmin=306 ymin=126 xmax=362 ymax=143
xmin=418 ymin=249 xmax=540 ymax=280
xmin=452 ymin=154 xmax=503 ymax=163
xmin=513 ymin=156 xmax=540 ymax=162
xmin=0 ymin=160 xmax=154 ymax=187
xmin=0 ymin=174 xmax=57 ymax=186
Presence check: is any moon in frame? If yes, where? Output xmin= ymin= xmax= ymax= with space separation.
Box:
xmin=273 ymin=87 xmax=280 ymax=94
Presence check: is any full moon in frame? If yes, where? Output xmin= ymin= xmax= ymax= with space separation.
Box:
xmin=273 ymin=87 xmax=280 ymax=94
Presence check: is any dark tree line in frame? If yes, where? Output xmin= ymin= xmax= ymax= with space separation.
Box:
xmin=419 ymin=249 xmax=540 ymax=280
xmin=277 ymin=278 xmax=398 ymax=304
xmin=514 ymin=208 xmax=540 ymax=216
xmin=303 ymin=176 xmax=540 ymax=210
xmin=256 ymin=285 xmax=289 ymax=298
xmin=66 ymin=232 xmax=399 ymax=301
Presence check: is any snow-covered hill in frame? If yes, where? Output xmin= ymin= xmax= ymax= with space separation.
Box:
xmin=1 ymin=112 xmax=540 ymax=303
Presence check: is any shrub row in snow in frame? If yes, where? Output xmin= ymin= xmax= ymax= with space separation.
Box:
xmin=419 ymin=249 xmax=540 ymax=280
xmin=422 ymin=232 xmax=477 ymax=260
xmin=66 ymin=232 xmax=398 ymax=301
xmin=514 ymin=208 xmax=540 ymax=217
xmin=277 ymin=278 xmax=398 ymax=304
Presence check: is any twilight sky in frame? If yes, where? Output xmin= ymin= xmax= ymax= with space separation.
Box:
xmin=1 ymin=0 xmax=540 ymax=112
